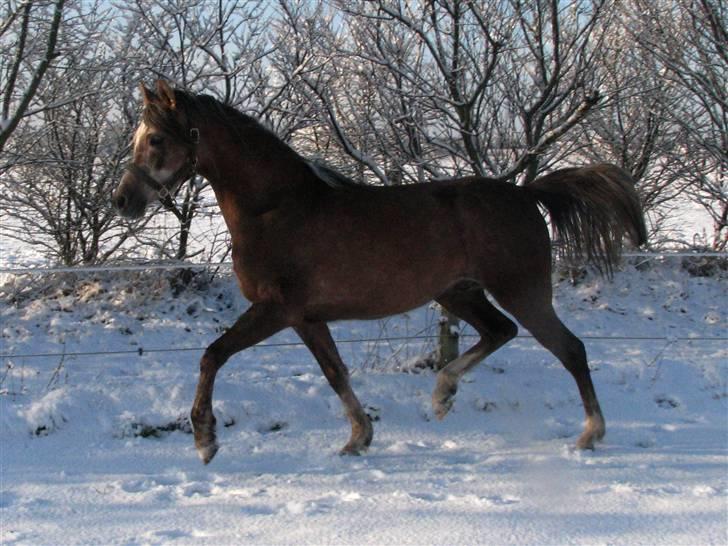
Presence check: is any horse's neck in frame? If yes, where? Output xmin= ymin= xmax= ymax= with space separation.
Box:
xmin=197 ymin=125 xmax=316 ymax=216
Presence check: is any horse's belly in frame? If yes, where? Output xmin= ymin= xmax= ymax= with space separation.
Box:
xmin=302 ymin=250 xmax=466 ymax=321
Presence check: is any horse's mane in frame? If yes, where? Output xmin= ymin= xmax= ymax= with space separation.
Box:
xmin=307 ymin=160 xmax=363 ymax=189
xmin=171 ymin=91 xmax=287 ymax=153
xmin=146 ymin=89 xmax=362 ymax=190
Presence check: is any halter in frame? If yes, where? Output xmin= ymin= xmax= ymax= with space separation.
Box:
xmin=124 ymin=127 xmax=200 ymax=220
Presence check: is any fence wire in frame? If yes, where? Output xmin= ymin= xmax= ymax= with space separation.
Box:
xmin=1 ymin=333 xmax=725 ymax=362
xmin=1 ymin=251 xmax=724 ymax=361
xmin=0 ymin=251 xmax=725 ymax=276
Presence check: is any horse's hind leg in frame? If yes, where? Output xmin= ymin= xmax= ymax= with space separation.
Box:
xmin=295 ymin=321 xmax=373 ymax=455
xmin=493 ymin=288 xmax=606 ymax=449
xmin=432 ymin=283 xmax=518 ymax=420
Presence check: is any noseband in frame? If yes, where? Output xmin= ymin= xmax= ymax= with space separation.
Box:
xmin=124 ymin=128 xmax=200 ymax=220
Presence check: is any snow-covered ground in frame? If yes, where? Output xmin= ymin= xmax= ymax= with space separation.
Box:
xmin=1 ymin=259 xmax=726 ymax=545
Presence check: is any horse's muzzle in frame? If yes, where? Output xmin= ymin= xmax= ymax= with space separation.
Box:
xmin=113 ymin=176 xmax=148 ymax=219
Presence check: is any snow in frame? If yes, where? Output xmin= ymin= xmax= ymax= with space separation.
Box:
xmin=1 ymin=260 xmax=726 ymax=545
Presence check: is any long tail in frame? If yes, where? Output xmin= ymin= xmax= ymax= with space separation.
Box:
xmin=527 ymin=163 xmax=648 ymax=275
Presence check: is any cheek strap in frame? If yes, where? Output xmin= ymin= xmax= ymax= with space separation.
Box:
xmin=124 ymin=128 xmax=199 ymax=220
xmin=123 ymin=163 xmax=187 ymax=221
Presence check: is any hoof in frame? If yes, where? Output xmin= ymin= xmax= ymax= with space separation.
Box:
xmin=432 ymin=374 xmax=458 ymax=420
xmin=575 ymin=434 xmax=596 ymax=451
xmin=196 ymin=440 xmax=220 ymax=465
xmin=191 ymin=407 xmax=218 ymax=464
xmin=339 ymin=444 xmax=366 ymax=456
xmin=576 ymin=415 xmax=606 ymax=450
xmin=339 ymin=437 xmax=371 ymax=456
xmin=433 ymin=396 xmax=454 ymax=421
xmin=339 ymin=418 xmax=373 ymax=456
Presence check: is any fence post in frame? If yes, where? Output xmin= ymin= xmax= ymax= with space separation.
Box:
xmin=436 ymin=309 xmax=460 ymax=370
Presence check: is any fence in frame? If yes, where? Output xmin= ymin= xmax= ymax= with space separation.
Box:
xmin=0 ymin=251 xmax=725 ymax=362
xmin=0 ymin=251 xmax=725 ymax=276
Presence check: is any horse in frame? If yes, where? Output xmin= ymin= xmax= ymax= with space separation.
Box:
xmin=113 ymin=80 xmax=647 ymax=465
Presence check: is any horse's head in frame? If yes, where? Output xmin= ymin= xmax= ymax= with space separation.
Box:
xmin=113 ymin=80 xmax=199 ymax=218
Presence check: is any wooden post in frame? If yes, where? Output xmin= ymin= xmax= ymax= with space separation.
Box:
xmin=436 ymin=309 xmax=460 ymax=370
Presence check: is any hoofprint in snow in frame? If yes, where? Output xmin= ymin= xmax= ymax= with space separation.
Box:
xmin=1 ymin=260 xmax=726 ymax=545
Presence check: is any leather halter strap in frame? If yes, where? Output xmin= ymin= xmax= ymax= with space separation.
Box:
xmin=124 ymin=128 xmax=200 ymax=220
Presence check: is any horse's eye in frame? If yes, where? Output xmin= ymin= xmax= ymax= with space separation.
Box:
xmin=149 ymin=134 xmax=164 ymax=147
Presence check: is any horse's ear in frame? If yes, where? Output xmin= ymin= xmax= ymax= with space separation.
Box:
xmin=139 ymin=83 xmax=157 ymax=106
xmin=156 ymin=80 xmax=177 ymax=110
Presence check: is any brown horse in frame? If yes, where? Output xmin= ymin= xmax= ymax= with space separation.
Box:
xmin=114 ymin=81 xmax=647 ymax=464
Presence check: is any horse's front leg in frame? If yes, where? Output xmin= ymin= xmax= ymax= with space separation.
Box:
xmin=295 ymin=321 xmax=373 ymax=455
xmin=191 ymin=302 xmax=289 ymax=464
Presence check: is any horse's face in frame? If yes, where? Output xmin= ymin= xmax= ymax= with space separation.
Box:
xmin=113 ymin=81 xmax=196 ymax=219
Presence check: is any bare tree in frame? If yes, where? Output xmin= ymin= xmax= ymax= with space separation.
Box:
xmin=0 ymin=0 xmax=65 ymax=155
xmin=572 ymin=11 xmax=688 ymax=243
xmin=630 ymin=0 xmax=727 ymax=249
xmin=494 ymin=0 xmax=607 ymax=183
xmin=285 ymin=0 xmax=611 ymax=187
xmin=0 ymin=5 xmax=149 ymax=265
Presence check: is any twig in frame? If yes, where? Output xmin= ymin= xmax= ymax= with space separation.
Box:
xmin=46 ymin=342 xmax=67 ymax=391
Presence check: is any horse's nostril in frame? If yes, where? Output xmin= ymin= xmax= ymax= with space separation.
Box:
xmin=115 ymin=194 xmax=127 ymax=210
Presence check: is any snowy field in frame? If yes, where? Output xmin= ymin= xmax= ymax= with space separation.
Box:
xmin=0 ymin=259 xmax=726 ymax=545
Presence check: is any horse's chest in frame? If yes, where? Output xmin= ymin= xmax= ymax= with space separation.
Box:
xmin=230 ymin=236 xmax=291 ymax=304
xmin=232 ymin=262 xmax=284 ymax=304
